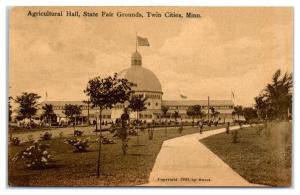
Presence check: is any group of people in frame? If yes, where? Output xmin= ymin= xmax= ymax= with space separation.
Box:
xmin=197 ymin=121 xmax=232 ymax=134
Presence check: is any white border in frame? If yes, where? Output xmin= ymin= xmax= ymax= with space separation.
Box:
xmin=0 ymin=1 xmax=299 ymax=195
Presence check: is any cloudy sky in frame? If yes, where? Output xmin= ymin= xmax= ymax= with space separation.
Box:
xmin=9 ymin=7 xmax=293 ymax=106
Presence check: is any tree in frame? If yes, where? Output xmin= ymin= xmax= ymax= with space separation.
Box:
xmin=42 ymin=104 xmax=55 ymax=127
xmin=63 ymin=104 xmax=82 ymax=128
xmin=210 ymin=107 xmax=220 ymax=121
xmin=255 ymin=95 xmax=268 ymax=120
xmin=161 ymin=105 xmax=169 ymax=119
xmin=8 ymin=96 xmax=13 ymax=122
xmin=193 ymin=105 xmax=204 ymax=120
xmin=8 ymin=96 xmax=13 ymax=139
xmin=161 ymin=105 xmax=169 ymax=135
xmin=128 ymin=94 xmax=147 ymax=145
xmin=187 ymin=105 xmax=203 ymax=126
xmin=84 ymin=73 xmax=132 ymax=177
xmin=255 ymin=69 xmax=292 ymax=120
xmin=243 ymin=107 xmax=258 ymax=122
xmin=14 ymin=92 xmax=41 ymax=126
xmin=173 ymin=111 xmax=179 ymax=125
xmin=187 ymin=106 xmax=196 ymax=126
xmin=233 ymin=106 xmax=243 ymax=121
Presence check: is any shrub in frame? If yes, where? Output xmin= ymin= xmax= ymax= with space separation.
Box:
xmin=148 ymin=129 xmax=154 ymax=140
xmin=128 ymin=129 xmax=138 ymax=136
xmin=64 ymin=138 xmax=89 ymax=152
xmin=11 ymin=141 xmax=53 ymax=169
xmin=40 ymin=132 xmax=52 ymax=140
xmin=140 ymin=126 xmax=146 ymax=132
xmin=74 ymin=130 xmax=83 ymax=137
xmin=58 ymin=132 xmax=64 ymax=138
xmin=96 ymin=136 xmax=116 ymax=144
xmin=10 ymin=137 xmax=21 ymax=146
xmin=231 ymin=130 xmax=239 ymax=143
xmin=256 ymin=126 xmax=264 ymax=136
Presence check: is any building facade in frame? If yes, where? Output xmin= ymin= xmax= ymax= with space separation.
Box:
xmin=37 ymin=50 xmax=234 ymax=124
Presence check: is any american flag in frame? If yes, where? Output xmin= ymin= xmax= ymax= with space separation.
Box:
xmin=180 ymin=94 xmax=187 ymax=99
xmin=137 ymin=36 xmax=150 ymax=46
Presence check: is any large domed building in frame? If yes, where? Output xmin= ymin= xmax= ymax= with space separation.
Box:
xmin=37 ymin=47 xmax=235 ymax=125
xmin=111 ymin=51 xmax=163 ymax=120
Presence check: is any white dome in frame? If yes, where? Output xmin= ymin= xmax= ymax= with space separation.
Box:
xmin=118 ymin=51 xmax=162 ymax=93
xmin=118 ymin=66 xmax=162 ymax=93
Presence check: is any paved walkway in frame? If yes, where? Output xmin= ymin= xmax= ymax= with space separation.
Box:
xmin=146 ymin=125 xmax=263 ymax=186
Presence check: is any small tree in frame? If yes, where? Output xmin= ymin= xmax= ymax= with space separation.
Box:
xmin=63 ymin=104 xmax=82 ymax=128
xmin=187 ymin=106 xmax=196 ymax=126
xmin=84 ymin=73 xmax=132 ymax=177
xmin=42 ymin=104 xmax=55 ymax=127
xmin=243 ymin=107 xmax=258 ymax=122
xmin=173 ymin=111 xmax=179 ymax=125
xmin=8 ymin=96 xmax=13 ymax=140
xmin=128 ymin=94 xmax=147 ymax=145
xmin=193 ymin=105 xmax=203 ymax=120
xmin=8 ymin=96 xmax=13 ymax=123
xmin=161 ymin=105 xmax=169 ymax=135
xmin=187 ymin=105 xmax=202 ymax=126
xmin=210 ymin=107 xmax=220 ymax=121
xmin=233 ymin=106 xmax=243 ymax=121
xmin=14 ymin=92 xmax=41 ymax=127
xmin=255 ymin=69 xmax=292 ymax=120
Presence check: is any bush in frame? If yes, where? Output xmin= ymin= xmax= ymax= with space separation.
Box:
xmin=96 ymin=136 xmax=116 ymax=144
xmin=140 ymin=126 xmax=146 ymax=132
xmin=64 ymin=138 xmax=89 ymax=152
xmin=58 ymin=132 xmax=64 ymax=138
xmin=40 ymin=132 xmax=52 ymax=140
xmin=74 ymin=130 xmax=83 ymax=137
xmin=231 ymin=130 xmax=239 ymax=143
xmin=128 ymin=129 xmax=138 ymax=136
xmin=148 ymin=129 xmax=154 ymax=140
xmin=256 ymin=126 xmax=264 ymax=136
xmin=10 ymin=137 xmax=21 ymax=146
xmin=11 ymin=141 xmax=53 ymax=169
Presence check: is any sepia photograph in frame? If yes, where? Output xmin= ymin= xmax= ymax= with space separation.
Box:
xmin=7 ymin=6 xmax=293 ymax=187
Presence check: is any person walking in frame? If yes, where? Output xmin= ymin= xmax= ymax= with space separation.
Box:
xmin=199 ymin=120 xmax=203 ymax=134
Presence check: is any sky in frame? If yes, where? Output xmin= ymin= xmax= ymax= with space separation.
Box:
xmin=9 ymin=7 xmax=293 ymax=107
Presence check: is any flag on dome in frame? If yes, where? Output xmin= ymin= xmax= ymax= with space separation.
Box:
xmin=180 ymin=94 xmax=187 ymax=99
xmin=137 ymin=36 xmax=150 ymax=46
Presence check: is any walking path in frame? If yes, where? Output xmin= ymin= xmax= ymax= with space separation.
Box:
xmin=146 ymin=125 xmax=263 ymax=186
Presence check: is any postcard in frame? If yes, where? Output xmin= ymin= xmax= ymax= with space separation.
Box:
xmin=8 ymin=6 xmax=293 ymax=187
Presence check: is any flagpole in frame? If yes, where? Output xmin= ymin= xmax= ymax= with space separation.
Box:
xmin=135 ymin=32 xmax=138 ymax=52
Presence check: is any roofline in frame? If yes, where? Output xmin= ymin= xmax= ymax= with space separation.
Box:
xmin=133 ymin=90 xmax=163 ymax=94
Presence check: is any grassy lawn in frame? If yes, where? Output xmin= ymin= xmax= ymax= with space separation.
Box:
xmin=9 ymin=124 xmax=227 ymax=186
xmin=201 ymin=122 xmax=292 ymax=187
